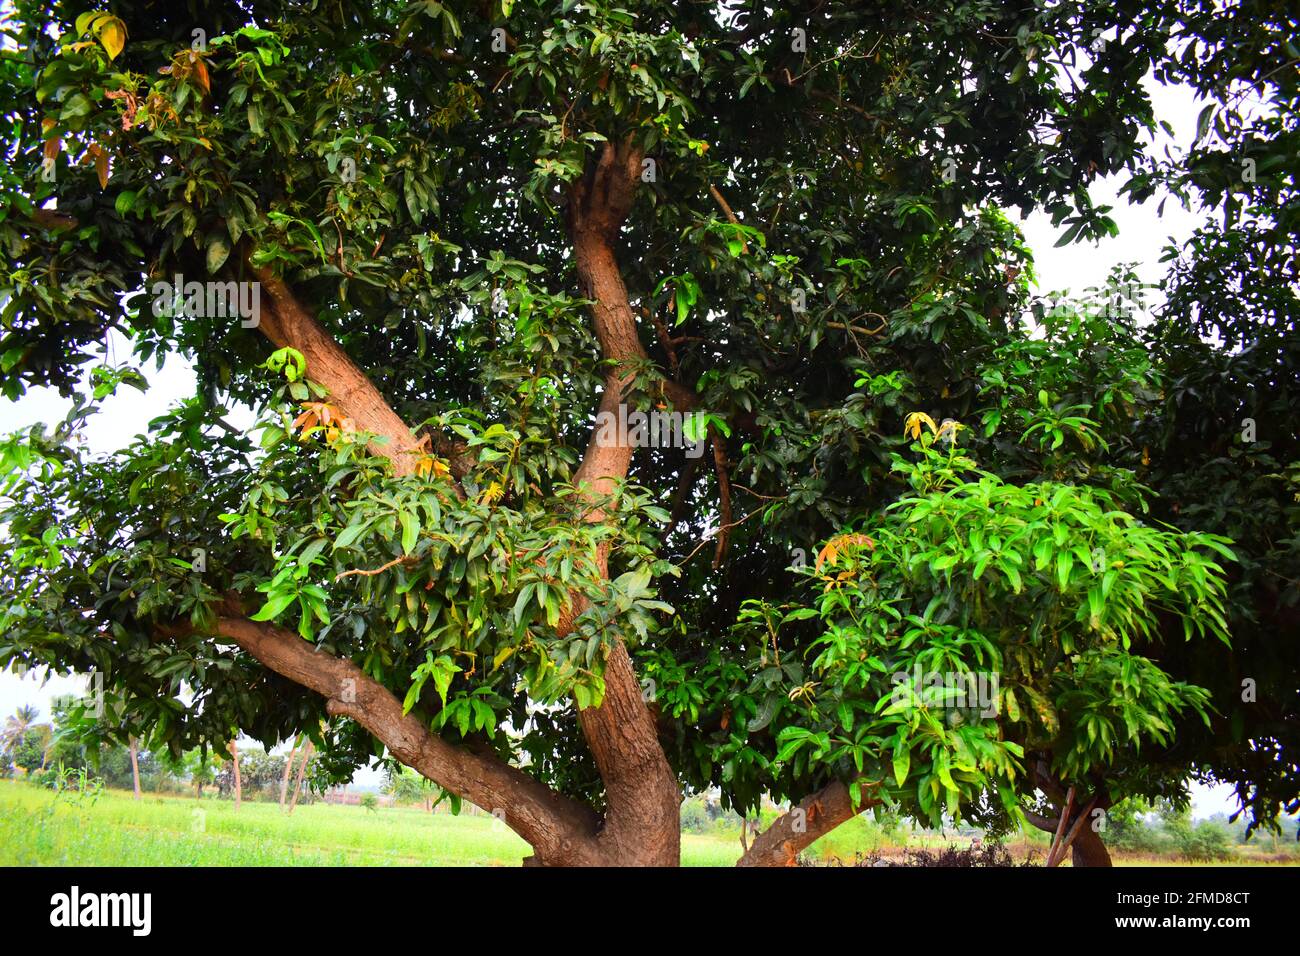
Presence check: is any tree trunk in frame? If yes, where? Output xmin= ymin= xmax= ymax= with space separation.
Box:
xmin=128 ymin=736 xmax=141 ymax=800
xmin=553 ymin=138 xmax=684 ymax=866
xmin=1071 ymin=823 xmax=1113 ymax=867
xmin=287 ymin=740 xmax=314 ymax=814
xmin=1028 ymin=763 xmax=1113 ymax=867
xmin=179 ymin=142 xmax=690 ymax=863
xmin=279 ymin=735 xmax=300 ymax=807
xmin=230 ymin=739 xmax=242 ymax=810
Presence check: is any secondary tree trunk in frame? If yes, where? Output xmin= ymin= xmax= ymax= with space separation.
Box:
xmin=230 ymin=739 xmax=242 ymax=810
xmin=737 ymin=780 xmax=878 ymax=866
xmin=279 ymin=735 xmax=300 ymax=807
xmin=128 ymin=736 xmax=141 ymax=800
xmin=1029 ymin=763 xmax=1113 ymax=867
xmin=1071 ymin=823 xmax=1113 ymax=867
xmin=287 ymin=740 xmax=314 ymax=814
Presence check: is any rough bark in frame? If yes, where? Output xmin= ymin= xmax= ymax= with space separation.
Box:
xmin=252 ymin=266 xmax=424 ymax=475
xmin=737 ymin=780 xmax=879 ymax=866
xmin=1070 ymin=821 xmax=1114 ymax=867
xmin=1029 ymin=762 xmax=1113 ymax=867
xmin=557 ymin=139 xmax=682 ymax=865
xmin=279 ymin=735 xmax=300 ymax=807
xmin=288 ymin=740 xmax=312 ymax=814
xmin=230 ymin=738 xmax=242 ymax=810
xmin=128 ymin=736 xmax=141 ymax=800
xmin=212 ymin=613 xmax=602 ymax=863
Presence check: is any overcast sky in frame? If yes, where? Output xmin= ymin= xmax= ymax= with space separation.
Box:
xmin=2 ymin=76 xmax=1253 ymax=816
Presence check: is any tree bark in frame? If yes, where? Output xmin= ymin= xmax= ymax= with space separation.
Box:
xmin=230 ymin=739 xmax=242 ymax=810
xmin=736 ymin=780 xmax=878 ymax=866
xmin=1070 ymin=821 xmax=1113 ymax=867
xmin=210 ymin=611 xmax=603 ymax=863
xmin=288 ymin=739 xmax=313 ymax=814
xmin=1029 ymin=763 xmax=1113 ymax=867
xmin=252 ymin=266 xmax=425 ymax=475
xmin=279 ymin=734 xmax=300 ymax=808
xmin=128 ymin=736 xmax=141 ymax=799
xmin=555 ymin=138 xmax=682 ymax=866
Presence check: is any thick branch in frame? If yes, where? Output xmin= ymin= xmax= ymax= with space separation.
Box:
xmin=251 ymin=265 xmax=424 ymax=475
xmin=210 ymin=614 xmax=599 ymax=863
xmin=736 ymin=780 xmax=879 ymax=866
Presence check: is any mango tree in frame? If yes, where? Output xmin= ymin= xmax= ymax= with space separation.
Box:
xmin=0 ymin=0 xmax=1292 ymax=864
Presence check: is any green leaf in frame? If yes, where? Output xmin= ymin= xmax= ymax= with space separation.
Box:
xmin=399 ymin=511 xmax=419 ymax=555
xmin=893 ymin=745 xmax=910 ymax=787
xmin=250 ymin=591 xmax=296 ymax=622
xmin=1056 ymin=551 xmax=1073 ymax=590
xmin=334 ymin=519 xmax=370 ymax=551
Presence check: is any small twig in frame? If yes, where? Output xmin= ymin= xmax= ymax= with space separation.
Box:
xmin=335 ymin=555 xmax=414 ymax=581
xmin=826 ymin=319 xmax=887 ymax=336
xmin=709 ymin=183 xmax=747 ymax=253
xmin=676 ymin=505 xmax=767 ymax=568
xmin=731 ymin=483 xmax=785 ymax=501
xmin=643 ymin=305 xmax=680 ymax=375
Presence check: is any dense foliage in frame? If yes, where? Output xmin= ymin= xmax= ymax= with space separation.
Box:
xmin=0 ymin=0 xmax=1294 ymax=861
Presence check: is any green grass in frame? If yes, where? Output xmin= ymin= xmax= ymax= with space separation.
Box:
xmin=0 ymin=779 xmax=742 ymax=866
xmin=11 ymin=780 xmax=1285 ymax=867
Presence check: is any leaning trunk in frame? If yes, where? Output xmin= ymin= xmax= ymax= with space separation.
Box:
xmin=554 ymin=140 xmax=685 ymax=866
xmin=230 ymin=740 xmax=242 ymax=810
xmin=288 ymin=740 xmax=314 ymax=814
xmin=279 ymin=735 xmax=300 ymax=807
xmin=128 ymin=736 xmax=141 ymax=800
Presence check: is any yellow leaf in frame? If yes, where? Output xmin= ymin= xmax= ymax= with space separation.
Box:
xmin=86 ymin=143 xmax=109 ymax=189
xmin=816 ymin=532 xmax=875 ymax=570
xmin=904 ymin=411 xmax=937 ymax=440
xmin=192 ymin=58 xmax=211 ymax=95
xmin=42 ymin=119 xmax=61 ymax=163
xmin=934 ymin=419 xmax=964 ymax=442
xmin=97 ymin=17 xmax=126 ymax=61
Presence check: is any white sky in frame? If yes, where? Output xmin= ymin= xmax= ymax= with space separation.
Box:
xmin=0 ymin=77 xmax=1251 ymax=817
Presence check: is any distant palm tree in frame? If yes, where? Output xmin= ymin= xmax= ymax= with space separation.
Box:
xmin=2 ymin=705 xmax=41 ymax=749
xmin=2 ymin=706 xmax=54 ymax=774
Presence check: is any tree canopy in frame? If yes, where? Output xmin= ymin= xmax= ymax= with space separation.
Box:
xmin=0 ymin=0 xmax=1295 ymax=865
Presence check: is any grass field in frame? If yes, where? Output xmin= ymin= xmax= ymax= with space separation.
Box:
xmin=4 ymin=779 xmax=1293 ymax=867
xmin=0 ymin=780 xmax=744 ymax=867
